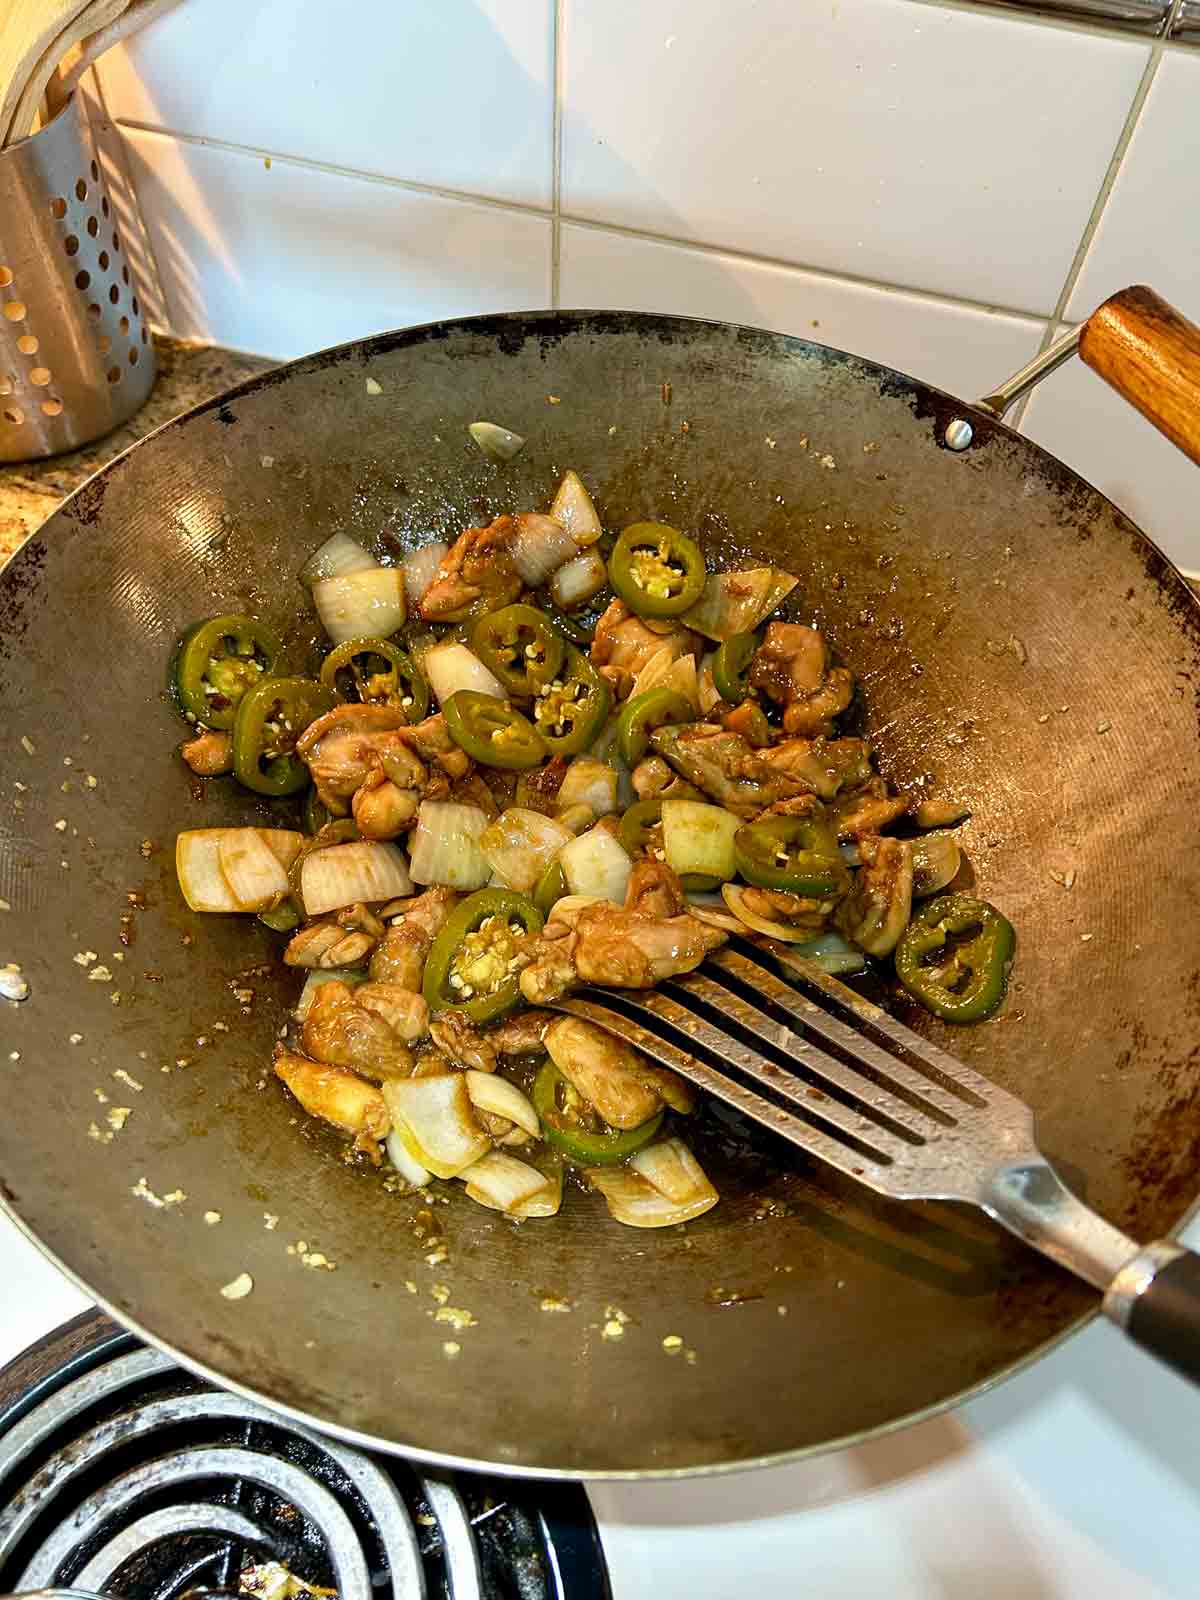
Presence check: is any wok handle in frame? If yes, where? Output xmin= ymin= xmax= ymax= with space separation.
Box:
xmin=1104 ymin=1241 xmax=1200 ymax=1384
xmin=1079 ymin=287 xmax=1200 ymax=468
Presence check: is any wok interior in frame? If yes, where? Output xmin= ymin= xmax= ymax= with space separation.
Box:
xmin=1 ymin=311 xmax=1198 ymax=1476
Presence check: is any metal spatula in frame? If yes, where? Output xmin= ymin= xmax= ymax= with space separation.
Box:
xmin=548 ymin=937 xmax=1200 ymax=1384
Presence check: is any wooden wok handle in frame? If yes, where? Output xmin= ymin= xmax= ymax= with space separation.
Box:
xmin=1080 ymin=286 xmax=1200 ymax=467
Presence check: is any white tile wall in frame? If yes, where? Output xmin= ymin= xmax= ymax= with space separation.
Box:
xmin=90 ymin=0 xmax=1200 ymax=568
xmin=560 ymin=224 xmax=1044 ymax=400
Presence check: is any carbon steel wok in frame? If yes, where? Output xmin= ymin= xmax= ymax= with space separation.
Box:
xmin=3 ymin=298 xmax=1200 ymax=1480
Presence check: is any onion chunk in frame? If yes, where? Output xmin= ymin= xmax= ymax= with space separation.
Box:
xmin=301 ymin=840 xmax=413 ymax=915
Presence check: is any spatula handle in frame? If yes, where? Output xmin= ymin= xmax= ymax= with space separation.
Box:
xmin=1104 ymin=1242 xmax=1200 ymax=1384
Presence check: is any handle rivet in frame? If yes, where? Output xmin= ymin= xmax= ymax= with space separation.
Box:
xmin=945 ymin=419 xmax=973 ymax=452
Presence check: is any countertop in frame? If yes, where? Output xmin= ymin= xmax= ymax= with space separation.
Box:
xmin=0 ymin=336 xmax=274 ymax=567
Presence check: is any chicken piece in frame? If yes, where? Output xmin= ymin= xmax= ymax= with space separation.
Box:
xmin=831 ymin=778 xmax=909 ymax=839
xmin=834 ymin=835 xmax=913 ymax=957
xmin=545 ymin=1016 xmax=695 ymax=1128
xmin=389 ymin=713 xmax=472 ymax=781
xmin=339 ymin=902 xmax=386 ymax=939
xmin=590 ymin=599 xmax=700 ymax=699
xmin=738 ymin=887 xmax=834 ymax=936
xmin=181 ymin=729 xmax=233 ymax=776
xmin=450 ymin=772 xmax=500 ymax=819
xmin=749 ymin=623 xmax=855 ymax=738
xmin=297 ymin=704 xmax=411 ymax=814
xmin=419 ymin=515 xmax=523 ymax=621
xmin=273 ymin=1046 xmax=389 ymax=1161
xmin=354 ymin=981 xmax=429 ymax=1041
xmin=764 ymin=736 xmax=873 ymax=801
xmin=631 ymin=756 xmax=674 ymax=801
xmin=302 ymin=979 xmax=415 ymax=1081
xmin=521 ymin=900 xmax=726 ymax=1004
xmin=626 ymin=859 xmax=687 ymax=919
xmin=721 ymin=700 xmax=771 ymax=747
xmin=650 ymin=724 xmax=812 ymax=817
xmin=284 ymin=921 xmax=377 ymax=969
xmin=428 ymin=1007 xmax=553 ymax=1074
xmin=368 ymin=886 xmax=460 ymax=989
xmin=348 ymin=771 xmax=415 ymax=839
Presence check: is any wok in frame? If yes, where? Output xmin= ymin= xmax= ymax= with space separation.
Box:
xmin=3 ymin=293 xmax=1200 ymax=1479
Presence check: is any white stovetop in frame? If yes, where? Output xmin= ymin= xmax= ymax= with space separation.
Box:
xmin=4 ymin=1210 xmax=1200 ymax=1598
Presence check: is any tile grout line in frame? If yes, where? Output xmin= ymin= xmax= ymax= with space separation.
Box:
xmin=115 ymin=124 xmax=1061 ymax=327
xmin=550 ymin=0 xmax=565 ymax=309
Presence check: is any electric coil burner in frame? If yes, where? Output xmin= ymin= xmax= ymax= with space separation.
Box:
xmin=0 ymin=1313 xmax=610 ymax=1600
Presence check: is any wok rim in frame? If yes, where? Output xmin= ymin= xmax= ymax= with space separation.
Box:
xmin=4 ymin=306 xmax=1200 ymax=1480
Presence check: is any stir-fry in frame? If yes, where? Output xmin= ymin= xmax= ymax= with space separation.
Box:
xmin=172 ymin=463 xmax=1014 ymax=1229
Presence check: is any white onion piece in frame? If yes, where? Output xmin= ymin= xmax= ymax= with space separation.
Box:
xmin=300 ymin=531 xmax=378 ymax=588
xmin=556 ymin=803 xmax=594 ymax=835
xmin=660 ymin=652 xmax=700 ymax=712
xmin=722 ymin=883 xmax=828 ymax=944
xmin=550 ymin=549 xmax=607 ymax=610
xmin=557 ymin=757 xmax=618 ymax=820
xmin=630 ymin=1139 xmax=718 ymax=1208
xmin=465 ymin=1071 xmax=540 ymax=1137
xmin=587 ymin=1138 xmax=718 ymax=1228
xmin=550 ymin=469 xmax=602 ymax=546
xmin=509 ymin=512 xmax=577 ymax=586
xmin=177 ymin=828 xmax=304 ymax=913
xmin=681 ymin=567 xmax=799 ymax=642
xmin=662 ymin=800 xmax=739 ymax=882
xmin=587 ymin=717 xmax=636 ymax=809
xmin=697 ymin=657 xmax=721 ymax=715
xmin=790 ymin=931 xmax=867 ymax=976
xmin=839 ymin=840 xmax=861 ymax=867
xmin=513 ymin=1161 xmax=563 ymax=1218
xmin=295 ymin=968 xmax=367 ymax=1019
xmin=478 ymin=807 xmax=572 ymax=894
xmin=408 ymin=801 xmax=491 ymax=890
xmin=468 ymin=420 xmax=526 ymax=461
xmin=688 ymin=905 xmax=745 ymax=935
xmin=386 ymin=1129 xmax=433 ymax=1187
xmin=630 ymin=644 xmax=678 ymax=701
xmin=912 ymin=835 xmax=962 ymax=898
xmin=301 ymin=840 xmax=413 ymax=915
xmin=381 ymin=1073 xmax=490 ymax=1179
xmin=423 ymin=642 xmax=504 ymax=705
xmin=460 ymin=1150 xmax=556 ymax=1215
xmin=402 ymin=541 xmax=450 ymax=605
xmin=217 ymin=829 xmax=290 ymax=910
xmin=313 ymin=566 xmax=406 ymax=645
xmin=560 ymin=826 xmax=632 ymax=904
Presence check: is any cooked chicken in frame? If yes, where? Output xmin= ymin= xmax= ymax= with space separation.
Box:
xmin=296 ymin=704 xmax=411 ymax=813
xmin=302 ymin=978 xmax=414 ymax=1081
xmin=544 ymin=1015 xmax=695 ymax=1128
xmin=339 ymin=902 xmax=387 ymax=940
xmin=351 ymin=771 xmax=419 ymax=839
xmin=181 ymin=729 xmax=234 ymax=776
xmin=590 ymin=599 xmax=700 ymax=699
xmin=354 ymin=981 xmax=429 ymax=1041
xmin=626 ymin=858 xmax=687 ymax=920
xmin=830 ymin=778 xmax=909 ymax=839
xmin=629 ymin=755 xmax=703 ymax=803
xmin=764 ymin=736 xmax=873 ymax=801
xmin=749 ymin=623 xmax=855 ymax=737
xmin=521 ymin=900 xmax=726 ymax=1003
xmin=389 ymin=713 xmax=472 ymax=781
xmin=650 ymin=724 xmax=812 ymax=817
xmin=720 ymin=700 xmax=771 ymax=747
xmin=368 ymin=886 xmax=460 ymax=989
xmin=449 ymin=772 xmax=501 ymax=818
xmin=834 ymin=835 xmax=913 ymax=957
xmin=284 ymin=921 xmax=377 ymax=969
xmin=273 ymin=1047 xmax=389 ymax=1161
xmin=738 ymin=887 xmax=834 ymax=936
xmin=429 ymin=1007 xmax=553 ymax=1074
xmin=419 ymin=515 xmax=524 ymax=621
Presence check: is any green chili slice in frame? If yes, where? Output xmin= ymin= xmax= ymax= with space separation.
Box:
xmin=532 ymin=1060 xmax=664 ymax=1166
xmin=545 ymin=601 xmax=594 ymax=647
xmin=472 ymin=604 xmax=565 ymax=697
xmin=532 ymin=857 xmax=567 ymax=917
xmin=257 ymin=900 xmax=302 ymax=933
xmin=174 ymin=614 xmax=282 ymax=730
xmin=531 ymin=645 xmax=612 ymax=757
xmin=618 ymin=797 xmax=662 ymax=857
xmin=609 ymin=522 xmax=707 ymax=618
xmin=733 ymin=814 xmax=848 ymax=897
xmin=422 ymin=888 xmax=544 ymax=1025
xmin=443 ymin=691 xmax=547 ymax=770
xmin=232 ymin=676 xmax=334 ymax=797
xmin=320 ymin=636 xmax=429 ymax=722
xmin=302 ymin=786 xmax=334 ymax=836
xmin=895 ymin=893 xmax=1015 ymax=1023
xmin=615 ymin=687 xmax=694 ymax=767
xmin=714 ymin=631 xmax=762 ymax=704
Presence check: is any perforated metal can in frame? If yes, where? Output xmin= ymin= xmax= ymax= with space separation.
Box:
xmin=0 ymin=93 xmax=156 ymax=463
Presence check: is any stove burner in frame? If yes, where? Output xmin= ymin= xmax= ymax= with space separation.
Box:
xmin=0 ymin=1313 xmax=608 ymax=1600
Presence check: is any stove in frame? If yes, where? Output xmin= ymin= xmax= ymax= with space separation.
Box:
xmin=0 ymin=1312 xmax=608 ymax=1600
